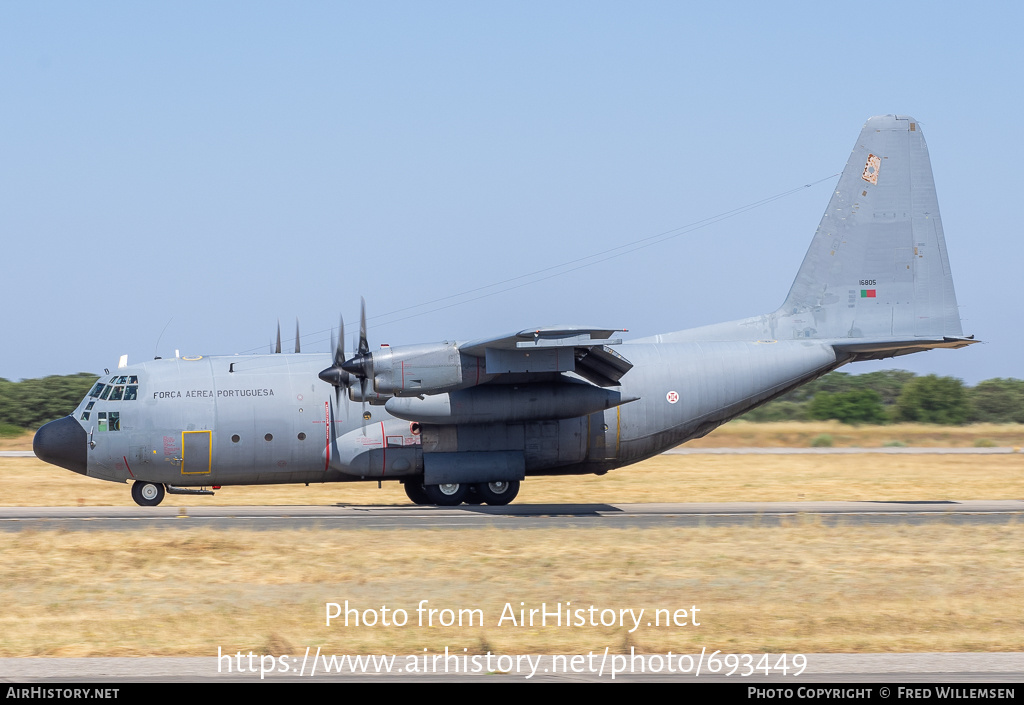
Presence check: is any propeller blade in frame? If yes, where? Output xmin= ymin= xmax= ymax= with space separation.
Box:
xmin=294 ymin=318 xmax=301 ymax=354
xmin=358 ymin=296 xmax=369 ymax=356
xmin=275 ymin=320 xmax=282 ymax=354
xmin=360 ymin=376 xmax=368 ymax=436
xmin=335 ymin=315 xmax=346 ymax=368
xmin=325 ymin=397 xmax=342 ymax=472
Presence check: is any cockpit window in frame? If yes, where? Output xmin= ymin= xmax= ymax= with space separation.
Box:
xmin=115 ymin=375 xmax=128 ymax=384
xmin=128 ymin=376 xmax=138 ymax=384
xmin=89 ymin=383 xmax=106 ymax=398
xmin=109 ymin=386 xmax=124 ymax=401
xmin=124 ymin=385 xmax=138 ymax=401
xmin=96 ymin=411 xmax=119 ymax=431
xmin=99 ymin=385 xmax=113 ymax=400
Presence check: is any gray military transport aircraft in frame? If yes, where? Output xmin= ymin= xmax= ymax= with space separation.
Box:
xmin=35 ymin=115 xmax=975 ymax=507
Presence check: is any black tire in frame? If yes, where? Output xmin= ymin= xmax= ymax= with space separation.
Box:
xmin=475 ymin=480 xmax=520 ymax=506
xmin=403 ymin=481 xmax=431 ymax=505
xmin=422 ymin=483 xmax=468 ymax=506
xmin=131 ymin=481 xmax=165 ymax=507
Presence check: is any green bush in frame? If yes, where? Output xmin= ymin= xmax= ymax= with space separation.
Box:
xmin=968 ymin=379 xmax=1024 ymax=423
xmin=808 ymin=389 xmax=888 ymax=425
xmin=0 ymin=422 xmax=26 ymax=438
xmin=895 ymin=375 xmax=971 ymax=425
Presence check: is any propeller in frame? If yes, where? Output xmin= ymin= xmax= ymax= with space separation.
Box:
xmin=318 ymin=297 xmax=374 ymax=435
xmin=339 ymin=298 xmax=373 ymax=434
xmin=318 ymin=314 xmax=351 ymax=411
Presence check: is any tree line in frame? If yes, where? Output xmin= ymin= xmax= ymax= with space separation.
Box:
xmin=0 ymin=370 xmax=1021 ymax=431
xmin=742 ymin=370 xmax=1024 ymax=425
xmin=0 ymin=374 xmax=98 ymax=432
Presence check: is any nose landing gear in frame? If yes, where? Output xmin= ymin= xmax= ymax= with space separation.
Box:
xmin=131 ymin=481 xmax=166 ymax=507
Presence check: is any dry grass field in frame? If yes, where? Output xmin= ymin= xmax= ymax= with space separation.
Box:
xmin=3 ymin=423 xmax=1022 ymax=658
xmin=1 ymin=524 xmax=1022 ymax=657
xmin=689 ymin=420 xmax=1024 ymax=449
xmin=2 ymin=453 xmax=1024 ymax=506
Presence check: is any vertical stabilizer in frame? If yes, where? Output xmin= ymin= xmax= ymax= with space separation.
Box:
xmin=781 ymin=114 xmax=964 ymax=341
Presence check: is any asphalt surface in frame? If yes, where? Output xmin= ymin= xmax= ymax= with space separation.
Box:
xmin=1 ymin=500 xmax=1022 ymax=531
xmin=2 ymin=653 xmax=1022 ymax=682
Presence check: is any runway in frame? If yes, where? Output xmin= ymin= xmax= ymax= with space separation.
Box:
xmin=2 ymin=653 xmax=1023 ymax=682
xmin=2 ymin=500 xmax=1022 ymax=531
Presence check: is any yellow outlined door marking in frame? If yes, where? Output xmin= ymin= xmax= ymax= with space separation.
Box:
xmin=181 ymin=430 xmax=212 ymax=475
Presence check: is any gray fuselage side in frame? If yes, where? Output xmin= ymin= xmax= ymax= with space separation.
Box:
xmin=71 ymin=338 xmax=840 ymax=486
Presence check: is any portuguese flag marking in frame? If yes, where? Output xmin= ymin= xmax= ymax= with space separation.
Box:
xmin=860 ymin=289 xmax=876 ymax=298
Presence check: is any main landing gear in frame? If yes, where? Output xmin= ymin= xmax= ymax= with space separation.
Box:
xmin=131 ymin=481 xmax=166 ymax=507
xmin=403 ymin=480 xmax=520 ymax=507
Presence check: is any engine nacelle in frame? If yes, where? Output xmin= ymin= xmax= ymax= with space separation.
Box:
xmin=370 ymin=342 xmax=491 ymax=396
xmin=384 ymin=382 xmax=636 ymax=425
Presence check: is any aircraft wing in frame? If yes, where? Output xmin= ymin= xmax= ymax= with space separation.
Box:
xmin=459 ymin=325 xmax=633 ymax=387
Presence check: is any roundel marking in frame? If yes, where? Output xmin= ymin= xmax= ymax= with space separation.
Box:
xmin=666 ymin=391 xmax=679 ymax=404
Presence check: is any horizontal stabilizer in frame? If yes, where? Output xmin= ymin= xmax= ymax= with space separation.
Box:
xmin=832 ymin=335 xmax=977 ymax=361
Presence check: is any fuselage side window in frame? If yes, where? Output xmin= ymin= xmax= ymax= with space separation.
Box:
xmin=80 ymin=411 xmax=90 ymax=421
xmin=109 ymin=412 xmax=120 ymax=431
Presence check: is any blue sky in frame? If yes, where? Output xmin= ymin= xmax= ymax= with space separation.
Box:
xmin=2 ymin=1 xmax=1020 ymax=384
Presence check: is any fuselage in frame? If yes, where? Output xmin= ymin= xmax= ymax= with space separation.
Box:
xmin=49 ymin=338 xmax=841 ymax=487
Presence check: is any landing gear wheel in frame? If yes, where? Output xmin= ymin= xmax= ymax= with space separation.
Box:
xmin=403 ymin=482 xmax=431 ymax=505
xmin=423 ymin=483 xmax=468 ymax=506
xmin=475 ymin=480 xmax=520 ymax=506
xmin=463 ymin=485 xmax=484 ymax=505
xmin=131 ymin=481 xmax=166 ymax=507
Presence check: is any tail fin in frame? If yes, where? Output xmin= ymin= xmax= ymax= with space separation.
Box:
xmin=782 ymin=114 xmax=968 ymax=347
xmin=651 ymin=115 xmax=974 ymax=355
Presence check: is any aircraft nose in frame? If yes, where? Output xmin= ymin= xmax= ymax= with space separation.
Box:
xmin=33 ymin=416 xmax=88 ymax=476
